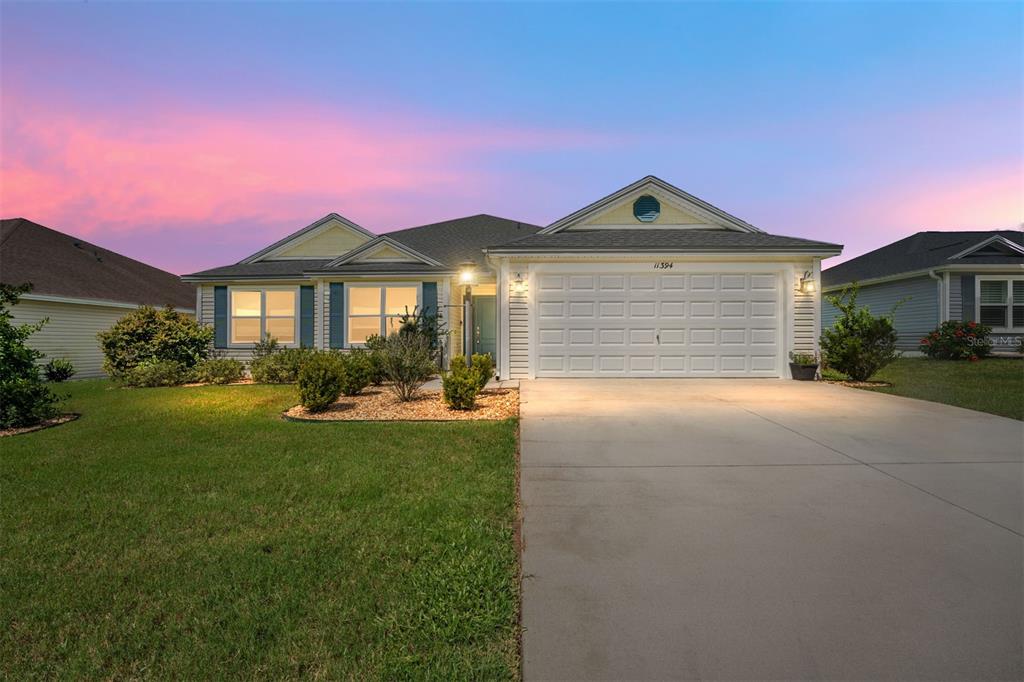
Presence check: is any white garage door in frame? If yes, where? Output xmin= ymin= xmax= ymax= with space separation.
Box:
xmin=534 ymin=269 xmax=782 ymax=377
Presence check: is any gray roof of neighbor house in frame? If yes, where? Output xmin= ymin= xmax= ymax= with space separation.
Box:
xmin=822 ymin=230 xmax=1024 ymax=288
xmin=0 ymin=218 xmax=196 ymax=309
xmin=485 ymin=229 xmax=842 ymax=254
xmin=183 ymin=214 xmax=542 ymax=280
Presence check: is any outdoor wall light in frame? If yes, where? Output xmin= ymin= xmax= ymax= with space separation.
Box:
xmin=800 ymin=271 xmax=816 ymax=293
xmin=512 ymin=273 xmax=527 ymax=294
xmin=459 ymin=262 xmax=476 ymax=285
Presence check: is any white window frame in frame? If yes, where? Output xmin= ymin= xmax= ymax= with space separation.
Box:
xmin=344 ymin=282 xmax=422 ymax=348
xmin=228 ymin=286 xmax=300 ymax=347
xmin=976 ymin=276 xmax=1024 ymax=332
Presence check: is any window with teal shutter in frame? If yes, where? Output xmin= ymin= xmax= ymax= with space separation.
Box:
xmin=213 ymin=286 xmax=227 ymax=348
xmin=329 ymin=283 xmax=345 ymax=348
xmin=422 ymin=282 xmax=437 ymax=318
xmin=300 ymin=286 xmax=315 ymax=347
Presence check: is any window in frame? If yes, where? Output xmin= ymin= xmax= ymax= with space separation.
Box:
xmin=633 ymin=195 xmax=660 ymax=223
xmin=346 ymin=285 xmax=419 ymax=345
xmin=977 ymin=277 xmax=1024 ymax=330
xmin=230 ymin=288 xmax=297 ymax=344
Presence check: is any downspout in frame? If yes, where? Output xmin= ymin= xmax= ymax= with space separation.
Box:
xmin=928 ymin=269 xmax=943 ymax=326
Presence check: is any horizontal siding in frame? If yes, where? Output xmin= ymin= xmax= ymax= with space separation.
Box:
xmin=822 ymin=276 xmax=938 ymax=351
xmin=508 ymin=288 xmax=529 ymax=379
xmin=948 ymin=275 xmax=962 ymax=321
xmin=793 ymin=285 xmax=816 ymax=354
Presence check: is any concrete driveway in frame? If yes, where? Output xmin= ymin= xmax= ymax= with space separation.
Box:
xmin=520 ymin=379 xmax=1023 ymax=681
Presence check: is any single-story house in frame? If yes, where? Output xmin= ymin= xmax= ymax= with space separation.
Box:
xmin=0 ymin=218 xmax=197 ymax=377
xmin=822 ymin=230 xmax=1024 ymax=352
xmin=183 ymin=176 xmax=841 ymax=378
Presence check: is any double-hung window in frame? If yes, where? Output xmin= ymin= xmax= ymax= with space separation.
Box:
xmin=230 ymin=288 xmax=297 ymax=344
xmin=977 ymin=277 xmax=1024 ymax=331
xmin=346 ymin=285 xmax=419 ymax=346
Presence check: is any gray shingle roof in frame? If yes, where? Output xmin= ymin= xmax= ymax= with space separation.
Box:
xmin=183 ymin=259 xmax=332 ymax=280
xmin=1 ymin=218 xmax=196 ymax=309
xmin=822 ymin=231 xmax=1024 ymax=287
xmin=486 ymin=229 xmax=841 ymax=253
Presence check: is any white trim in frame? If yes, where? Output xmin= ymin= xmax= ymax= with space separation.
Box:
xmin=326 ymin=236 xmax=443 ymax=268
xmin=976 ymin=275 xmax=1024 ymax=332
xmin=948 ymin=235 xmax=1024 ymax=260
xmin=20 ymin=293 xmax=195 ymax=313
xmin=812 ymin=258 xmax=822 ymax=357
xmin=539 ymin=175 xmax=764 ymax=234
xmin=564 ymin=223 xmax=726 ymax=231
xmin=343 ymin=282 xmax=422 ymax=348
xmin=226 ymin=285 xmax=300 ymax=348
xmin=485 ymin=250 xmax=841 ymax=259
xmin=823 ymin=263 xmax=1024 ymax=292
xmin=240 ymin=213 xmax=375 ymax=264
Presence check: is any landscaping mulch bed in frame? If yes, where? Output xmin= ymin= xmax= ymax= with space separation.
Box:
xmin=0 ymin=413 xmax=79 ymax=438
xmin=284 ymin=387 xmax=519 ymax=422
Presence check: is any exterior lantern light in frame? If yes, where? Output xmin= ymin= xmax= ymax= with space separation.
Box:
xmin=459 ymin=261 xmax=476 ymax=285
xmin=512 ymin=272 xmax=527 ymax=294
xmin=800 ymin=271 xmax=816 ymax=293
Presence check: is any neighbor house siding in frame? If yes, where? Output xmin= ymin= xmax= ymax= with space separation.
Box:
xmin=822 ymin=275 xmax=939 ymax=351
xmin=12 ymin=298 xmax=192 ymax=379
xmin=948 ymin=275 xmax=962 ymax=320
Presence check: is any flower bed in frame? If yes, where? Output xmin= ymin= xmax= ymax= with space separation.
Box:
xmin=284 ymin=387 xmax=518 ymax=422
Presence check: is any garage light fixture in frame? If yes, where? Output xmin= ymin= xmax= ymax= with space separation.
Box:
xmin=512 ymin=273 xmax=527 ymax=294
xmin=459 ymin=262 xmax=476 ymax=285
xmin=800 ymin=271 xmax=816 ymax=293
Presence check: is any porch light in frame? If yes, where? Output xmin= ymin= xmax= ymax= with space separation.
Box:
xmin=800 ymin=271 xmax=816 ymax=293
xmin=459 ymin=261 xmax=476 ymax=285
xmin=512 ymin=272 xmax=527 ymax=294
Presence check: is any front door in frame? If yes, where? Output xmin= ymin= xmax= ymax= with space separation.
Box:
xmin=472 ymin=295 xmax=497 ymax=361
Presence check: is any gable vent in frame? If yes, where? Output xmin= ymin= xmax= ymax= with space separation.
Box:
xmin=633 ymin=195 xmax=660 ymax=223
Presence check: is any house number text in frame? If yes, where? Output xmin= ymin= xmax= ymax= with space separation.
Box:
xmin=653 ymin=262 xmax=674 ymax=269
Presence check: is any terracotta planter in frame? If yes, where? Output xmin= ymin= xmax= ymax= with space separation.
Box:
xmin=789 ymin=363 xmax=818 ymax=381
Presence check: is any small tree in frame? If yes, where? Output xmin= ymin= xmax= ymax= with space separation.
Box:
xmin=381 ymin=332 xmax=436 ymax=401
xmin=820 ymin=284 xmax=900 ymax=381
xmin=98 ymin=306 xmax=212 ymax=380
xmin=0 ymin=283 xmax=62 ymax=428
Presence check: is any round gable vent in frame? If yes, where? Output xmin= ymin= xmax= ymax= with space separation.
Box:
xmin=633 ymin=195 xmax=660 ymax=223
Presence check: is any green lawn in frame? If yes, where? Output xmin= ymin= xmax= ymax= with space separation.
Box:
xmin=1 ymin=381 xmax=520 ymax=679
xmin=839 ymin=357 xmax=1023 ymax=420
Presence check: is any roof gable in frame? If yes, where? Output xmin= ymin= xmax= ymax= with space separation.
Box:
xmin=541 ymin=176 xmax=763 ymax=234
xmin=240 ymin=213 xmax=375 ymax=263
xmin=948 ymin=234 xmax=1024 ymax=259
xmin=325 ymin=235 xmax=443 ymax=268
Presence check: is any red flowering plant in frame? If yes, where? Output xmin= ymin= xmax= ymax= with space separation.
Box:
xmin=919 ymin=320 xmax=992 ymax=360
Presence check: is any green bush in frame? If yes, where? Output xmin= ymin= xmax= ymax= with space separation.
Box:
xmin=98 ymin=306 xmax=212 ymax=380
xmin=442 ymin=355 xmax=480 ymax=410
xmin=338 ymin=351 xmax=373 ymax=396
xmin=788 ymin=351 xmax=818 ymax=366
xmin=364 ymin=334 xmax=388 ymax=385
xmin=250 ymin=347 xmax=315 ymax=384
xmin=820 ymin=285 xmax=900 ymax=381
xmin=250 ymin=333 xmax=279 ymax=362
xmin=124 ymin=360 xmax=188 ymax=387
xmin=297 ymin=352 xmax=344 ymax=412
xmin=43 ymin=358 xmax=76 ymax=382
xmin=469 ymin=353 xmax=494 ymax=391
xmin=919 ymin=320 xmax=992 ymax=360
xmin=382 ymin=332 xmax=437 ymax=401
xmin=0 ymin=283 xmax=62 ymax=428
xmin=190 ymin=357 xmax=244 ymax=384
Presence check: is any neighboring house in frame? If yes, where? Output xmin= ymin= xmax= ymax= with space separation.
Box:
xmin=0 ymin=218 xmax=197 ymax=378
xmin=822 ymin=230 xmax=1024 ymax=352
xmin=183 ymin=176 xmax=841 ymax=378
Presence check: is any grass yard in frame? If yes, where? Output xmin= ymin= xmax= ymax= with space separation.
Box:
xmin=838 ymin=357 xmax=1023 ymax=420
xmin=1 ymin=381 xmax=520 ymax=679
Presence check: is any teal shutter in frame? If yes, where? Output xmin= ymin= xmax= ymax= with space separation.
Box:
xmin=213 ymin=286 xmax=227 ymax=348
xmin=961 ymin=275 xmax=975 ymax=322
xmin=329 ymin=283 xmax=345 ymax=348
xmin=299 ymin=286 xmax=315 ymax=348
xmin=422 ymin=281 xmax=438 ymax=318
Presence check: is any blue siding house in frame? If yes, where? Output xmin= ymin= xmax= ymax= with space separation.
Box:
xmin=822 ymin=231 xmax=1024 ymax=353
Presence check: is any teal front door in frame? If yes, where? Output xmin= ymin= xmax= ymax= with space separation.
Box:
xmin=472 ymin=295 xmax=497 ymax=361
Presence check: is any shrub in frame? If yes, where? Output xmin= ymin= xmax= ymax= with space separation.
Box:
xmin=98 ymin=306 xmax=212 ymax=380
xmin=396 ymin=307 xmax=446 ymax=357
xmin=250 ymin=333 xmax=279 ymax=362
xmin=124 ymin=359 xmax=187 ymax=387
xmin=470 ymin=353 xmax=495 ymax=391
xmin=191 ymin=357 xmax=244 ymax=384
xmin=788 ymin=351 xmax=818 ymax=366
xmin=337 ymin=351 xmax=372 ymax=396
xmin=442 ymin=355 xmax=480 ymax=410
xmin=250 ymin=347 xmax=315 ymax=384
xmin=0 ymin=283 xmax=62 ymax=428
xmin=364 ymin=334 xmax=388 ymax=385
xmin=919 ymin=320 xmax=992 ymax=361
xmin=820 ymin=284 xmax=900 ymax=382
xmin=382 ymin=332 xmax=437 ymax=401
xmin=298 ymin=352 xmax=344 ymax=412
xmin=43 ymin=358 xmax=76 ymax=382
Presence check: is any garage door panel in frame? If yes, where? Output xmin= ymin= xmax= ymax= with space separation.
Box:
xmin=535 ymin=270 xmax=781 ymax=377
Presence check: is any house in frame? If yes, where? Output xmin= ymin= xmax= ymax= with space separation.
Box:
xmin=822 ymin=231 xmax=1024 ymax=352
xmin=182 ymin=176 xmax=841 ymax=378
xmin=0 ymin=218 xmax=197 ymax=378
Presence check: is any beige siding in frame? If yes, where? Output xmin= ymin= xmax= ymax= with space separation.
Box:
xmin=449 ymin=284 xmax=464 ymax=358
xmin=577 ymin=194 xmax=704 ymax=227
xmin=273 ymin=225 xmax=370 ymax=258
xmin=793 ymin=282 xmax=816 ymax=354
xmin=12 ymin=299 xmax=170 ymax=379
xmin=508 ymin=287 xmax=530 ymax=379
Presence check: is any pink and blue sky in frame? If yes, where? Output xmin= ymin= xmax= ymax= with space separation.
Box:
xmin=1 ymin=2 xmax=1021 ymax=273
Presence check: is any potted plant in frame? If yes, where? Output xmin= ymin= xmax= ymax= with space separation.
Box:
xmin=788 ymin=351 xmax=819 ymax=381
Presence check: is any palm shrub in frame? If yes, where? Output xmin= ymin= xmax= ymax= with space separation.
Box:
xmin=469 ymin=353 xmax=494 ymax=391
xmin=338 ymin=350 xmax=373 ymax=396
xmin=43 ymin=358 xmax=76 ymax=382
xmin=919 ymin=320 xmax=991 ymax=360
xmin=298 ymin=352 xmax=344 ymax=412
xmin=820 ymin=284 xmax=900 ymax=381
xmin=0 ymin=283 xmax=62 ymax=427
xmin=191 ymin=357 xmax=245 ymax=384
xmin=442 ymin=355 xmax=481 ymax=410
xmin=382 ymin=332 xmax=436 ymax=401
xmin=98 ymin=306 xmax=212 ymax=380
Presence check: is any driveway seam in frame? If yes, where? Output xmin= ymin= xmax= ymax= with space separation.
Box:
xmin=719 ymin=398 xmax=1024 ymax=539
